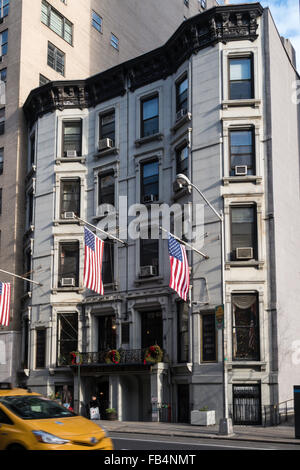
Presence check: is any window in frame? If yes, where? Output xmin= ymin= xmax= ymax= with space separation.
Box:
xmin=0 ymin=408 xmax=13 ymax=425
xmin=27 ymin=191 xmax=34 ymax=227
xmin=47 ymin=42 xmax=65 ymax=76
xmin=200 ymin=0 xmax=207 ymax=9
xmin=42 ymin=1 xmax=73 ymax=44
xmin=141 ymin=160 xmax=159 ymax=203
xmin=231 ymin=205 xmax=257 ymax=260
xmin=229 ymin=128 xmax=255 ymax=176
xmin=99 ymin=110 xmax=115 ymax=145
xmin=102 ymin=240 xmax=114 ymax=285
xmin=0 ymin=147 xmax=3 ymax=174
xmin=0 ymin=68 xmax=6 ymax=83
xmin=98 ymin=315 xmax=116 ymax=350
xmin=0 ymin=188 xmax=2 ymax=215
xmin=176 ymin=144 xmax=188 ymax=176
xmin=0 ymin=29 xmax=7 ymax=56
xmin=111 ymin=33 xmax=119 ymax=50
xmin=39 ymin=74 xmax=50 ymax=86
xmin=24 ymin=250 xmax=31 ymax=293
xmin=232 ymin=294 xmax=259 ymax=361
xmin=35 ymin=329 xmax=46 ymax=369
xmin=176 ymin=75 xmax=188 ymax=115
xmin=60 ymin=179 xmax=80 ymax=218
xmin=0 ymin=1 xmax=9 ymax=18
xmin=58 ymin=242 xmax=79 ymax=287
xmin=201 ymin=313 xmax=217 ymax=362
xmin=57 ymin=313 xmax=78 ymax=366
xmin=141 ymin=95 xmax=159 ymax=138
xmin=229 ymin=56 xmax=253 ymax=100
xmin=140 ymin=235 xmax=159 ymax=274
xmin=121 ymin=323 xmax=130 ymax=345
xmin=62 ymin=120 xmax=82 ymax=156
xmin=98 ymin=172 xmax=115 ymax=206
xmin=141 ymin=311 xmax=163 ymax=349
xmin=0 ymin=107 xmax=4 ymax=134
xmin=177 ymin=302 xmax=189 ymax=363
xmin=92 ymin=11 xmax=102 ymax=33
xmin=30 ymin=133 xmax=35 ymax=166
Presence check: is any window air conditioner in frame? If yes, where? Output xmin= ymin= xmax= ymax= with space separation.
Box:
xmin=176 ymin=108 xmax=187 ymax=122
xmin=61 ymin=277 xmax=75 ymax=287
xmin=143 ymin=194 xmax=156 ymax=203
xmin=235 ymin=165 xmax=248 ymax=176
xmin=236 ymin=247 xmax=253 ymax=260
xmin=66 ymin=150 xmax=77 ymax=157
xmin=62 ymin=211 xmax=75 ymax=219
xmin=98 ymin=138 xmax=114 ymax=151
xmin=140 ymin=265 xmax=157 ymax=278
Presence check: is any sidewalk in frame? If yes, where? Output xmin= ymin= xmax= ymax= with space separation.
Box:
xmin=96 ymin=419 xmax=300 ymax=446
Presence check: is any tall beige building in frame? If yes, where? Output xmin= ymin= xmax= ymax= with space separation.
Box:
xmin=0 ymin=0 xmax=215 ymax=384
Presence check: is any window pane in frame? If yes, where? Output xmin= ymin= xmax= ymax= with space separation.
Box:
xmin=230 ymin=130 xmax=254 ymax=175
xmin=57 ymin=313 xmax=78 ymax=365
xmin=41 ymin=1 xmax=49 ymax=24
xmin=140 ymin=238 xmax=159 ymax=269
xmin=63 ymin=121 xmax=82 ymax=155
xmin=230 ymin=58 xmax=251 ymax=80
xmin=231 ymin=206 xmax=256 ymax=258
xmin=177 ymin=302 xmax=189 ymax=363
xmin=202 ymin=314 xmax=216 ymax=362
xmin=99 ymin=173 xmax=115 ymax=206
xmin=61 ymin=180 xmax=80 ymax=216
xmin=64 ymin=21 xmax=73 ymax=44
xmin=232 ymin=295 xmax=259 ymax=360
xmin=100 ymin=111 xmax=115 ymax=142
xmin=102 ymin=240 xmax=114 ymax=284
xmin=92 ymin=11 xmax=102 ymax=32
xmin=143 ymin=97 xmax=158 ymax=121
xmin=36 ymin=330 xmax=46 ymax=368
xmin=111 ymin=34 xmax=119 ymax=49
xmin=141 ymin=311 xmax=163 ymax=349
xmin=176 ymin=146 xmax=188 ymax=175
xmin=141 ymin=161 xmax=159 ymax=201
xmin=59 ymin=243 xmax=79 ymax=285
xmin=50 ymin=10 xmax=63 ymax=37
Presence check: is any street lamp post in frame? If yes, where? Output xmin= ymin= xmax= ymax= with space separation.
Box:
xmin=176 ymin=173 xmax=232 ymax=435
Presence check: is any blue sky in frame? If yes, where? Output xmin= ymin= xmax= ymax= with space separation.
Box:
xmin=219 ymin=1 xmax=300 ymax=70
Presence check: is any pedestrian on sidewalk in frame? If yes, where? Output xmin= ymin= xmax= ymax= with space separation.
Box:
xmin=86 ymin=394 xmax=101 ymax=420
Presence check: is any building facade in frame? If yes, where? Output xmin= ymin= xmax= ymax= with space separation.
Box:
xmin=23 ymin=2 xmax=300 ymax=425
xmin=0 ymin=0 xmax=215 ymax=385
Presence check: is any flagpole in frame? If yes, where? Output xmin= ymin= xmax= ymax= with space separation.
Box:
xmin=75 ymin=215 xmax=128 ymax=246
xmin=159 ymin=226 xmax=209 ymax=259
xmin=0 ymin=268 xmax=43 ymax=286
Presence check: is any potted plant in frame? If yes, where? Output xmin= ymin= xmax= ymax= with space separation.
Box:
xmin=144 ymin=345 xmax=163 ymax=364
xmin=106 ymin=408 xmax=117 ymax=420
xmin=191 ymin=407 xmax=216 ymax=426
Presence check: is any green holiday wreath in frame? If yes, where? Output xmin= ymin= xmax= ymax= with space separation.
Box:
xmin=105 ymin=349 xmax=121 ymax=364
xmin=144 ymin=345 xmax=163 ymax=364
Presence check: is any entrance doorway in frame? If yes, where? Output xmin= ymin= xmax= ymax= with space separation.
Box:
xmin=177 ymin=384 xmax=189 ymax=423
xmin=96 ymin=381 xmax=109 ymax=420
xmin=232 ymin=384 xmax=261 ymax=425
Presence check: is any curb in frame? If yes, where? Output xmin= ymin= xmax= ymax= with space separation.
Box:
xmin=104 ymin=427 xmax=300 ymax=447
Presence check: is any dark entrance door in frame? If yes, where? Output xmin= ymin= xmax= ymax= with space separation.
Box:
xmin=177 ymin=384 xmax=189 ymax=423
xmin=96 ymin=381 xmax=109 ymax=420
xmin=232 ymin=385 xmax=261 ymax=425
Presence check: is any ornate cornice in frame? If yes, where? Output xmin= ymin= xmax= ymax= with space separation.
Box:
xmin=24 ymin=3 xmax=263 ymax=125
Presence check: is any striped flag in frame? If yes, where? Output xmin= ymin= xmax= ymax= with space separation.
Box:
xmin=0 ymin=282 xmax=11 ymax=327
xmin=168 ymin=234 xmax=190 ymax=302
xmin=83 ymin=227 xmax=104 ymax=295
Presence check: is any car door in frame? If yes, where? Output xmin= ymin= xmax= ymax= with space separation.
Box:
xmin=0 ymin=404 xmax=15 ymax=450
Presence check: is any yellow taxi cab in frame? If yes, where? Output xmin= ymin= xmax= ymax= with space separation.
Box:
xmin=0 ymin=383 xmax=113 ymax=451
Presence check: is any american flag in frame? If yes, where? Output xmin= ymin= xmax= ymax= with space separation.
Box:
xmin=168 ymin=234 xmax=190 ymax=302
xmin=83 ymin=227 xmax=104 ymax=295
xmin=0 ymin=282 xmax=11 ymax=327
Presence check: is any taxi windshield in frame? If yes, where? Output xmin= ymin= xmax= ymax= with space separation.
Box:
xmin=0 ymin=396 xmax=75 ymax=420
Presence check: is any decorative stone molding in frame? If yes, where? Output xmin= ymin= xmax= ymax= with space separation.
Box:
xmin=24 ymin=4 xmax=263 ymax=125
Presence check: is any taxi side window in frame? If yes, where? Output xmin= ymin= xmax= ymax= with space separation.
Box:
xmin=0 ymin=407 xmax=13 ymax=425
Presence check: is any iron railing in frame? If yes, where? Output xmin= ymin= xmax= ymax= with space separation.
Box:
xmin=57 ymin=348 xmax=165 ymax=367
xmin=228 ymin=399 xmax=295 ymax=426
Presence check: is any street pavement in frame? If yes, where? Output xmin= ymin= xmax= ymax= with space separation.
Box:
xmin=95 ymin=419 xmax=300 ymax=447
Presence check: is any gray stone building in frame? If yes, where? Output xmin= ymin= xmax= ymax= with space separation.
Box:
xmin=22 ymin=2 xmax=300 ymax=425
xmin=0 ymin=0 xmax=214 ymax=386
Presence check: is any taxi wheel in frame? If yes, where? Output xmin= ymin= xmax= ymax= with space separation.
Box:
xmin=6 ymin=444 xmax=27 ymax=451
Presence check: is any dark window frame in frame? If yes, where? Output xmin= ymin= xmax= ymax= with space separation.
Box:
xmin=99 ymin=109 xmax=115 ymax=145
xmin=141 ymin=310 xmax=163 ymax=349
xmin=176 ymin=74 xmax=188 ymax=114
xmin=47 ymin=42 xmax=65 ymax=76
xmin=92 ymin=10 xmax=103 ymax=33
xmin=140 ymin=159 xmax=159 ymax=203
xmin=35 ymin=329 xmax=46 ymax=369
xmin=42 ymin=0 xmax=73 ymax=45
xmin=176 ymin=143 xmax=189 ymax=176
xmin=98 ymin=170 xmax=115 ymax=207
xmin=60 ymin=178 xmax=81 ymax=218
xmin=201 ymin=312 xmax=217 ymax=363
xmin=232 ymin=293 xmax=260 ymax=361
xmin=140 ymin=94 xmax=159 ymax=138
xmin=57 ymin=313 xmax=78 ymax=366
xmin=228 ymin=55 xmax=254 ymax=100
xmin=62 ymin=120 xmax=82 ymax=157
xmin=230 ymin=204 xmax=258 ymax=261
xmin=177 ymin=301 xmax=189 ymax=363
xmin=58 ymin=241 xmax=80 ymax=287
xmin=229 ymin=127 xmax=255 ymax=176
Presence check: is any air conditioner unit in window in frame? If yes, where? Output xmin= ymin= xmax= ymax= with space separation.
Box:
xmin=62 ymin=211 xmax=75 ymax=219
xmin=61 ymin=277 xmax=75 ymax=287
xmin=236 ymin=247 xmax=253 ymax=260
xmin=66 ymin=150 xmax=77 ymax=157
xmin=140 ymin=265 xmax=157 ymax=278
xmin=143 ymin=194 xmax=156 ymax=203
xmin=176 ymin=108 xmax=187 ymax=122
xmin=98 ymin=138 xmax=114 ymax=151
xmin=235 ymin=165 xmax=248 ymax=176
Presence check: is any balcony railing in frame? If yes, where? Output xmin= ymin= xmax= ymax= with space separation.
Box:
xmin=57 ymin=348 xmax=165 ymax=367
